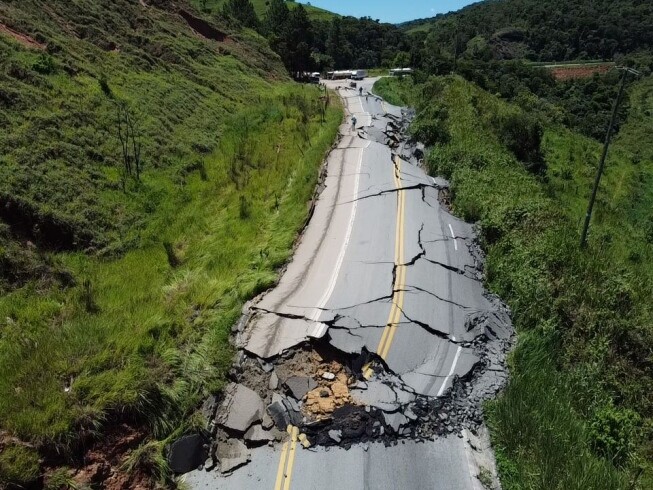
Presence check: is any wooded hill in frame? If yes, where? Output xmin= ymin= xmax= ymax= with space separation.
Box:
xmin=403 ymin=0 xmax=653 ymax=63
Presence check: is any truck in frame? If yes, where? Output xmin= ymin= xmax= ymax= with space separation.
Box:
xmin=351 ymin=69 xmax=367 ymax=80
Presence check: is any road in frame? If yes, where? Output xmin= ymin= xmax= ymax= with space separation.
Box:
xmin=184 ymin=78 xmax=511 ymax=489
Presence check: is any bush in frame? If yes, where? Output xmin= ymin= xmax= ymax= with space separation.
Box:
xmin=0 ymin=445 xmax=40 ymax=486
xmin=32 ymin=54 xmax=55 ymax=75
xmin=494 ymin=111 xmax=546 ymax=175
xmin=589 ymin=404 xmax=641 ymax=467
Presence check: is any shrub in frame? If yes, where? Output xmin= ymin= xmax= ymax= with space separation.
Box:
xmin=494 ymin=111 xmax=546 ymax=175
xmin=0 ymin=445 xmax=40 ymax=486
xmin=589 ymin=404 xmax=641 ymax=467
xmin=32 ymin=54 xmax=56 ymax=75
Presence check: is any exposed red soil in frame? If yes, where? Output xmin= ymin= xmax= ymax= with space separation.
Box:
xmin=42 ymin=424 xmax=156 ymax=490
xmin=549 ymin=64 xmax=613 ymax=81
xmin=0 ymin=22 xmax=45 ymax=50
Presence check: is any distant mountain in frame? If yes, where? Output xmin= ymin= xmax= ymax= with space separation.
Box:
xmin=402 ymin=0 xmax=653 ymax=62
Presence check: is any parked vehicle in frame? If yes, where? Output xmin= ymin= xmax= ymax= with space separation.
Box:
xmin=351 ymin=69 xmax=367 ymax=80
xmin=389 ymin=68 xmax=413 ymax=77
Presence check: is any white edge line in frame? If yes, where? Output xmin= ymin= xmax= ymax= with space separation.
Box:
xmin=448 ymin=223 xmax=458 ymax=251
xmin=462 ymin=430 xmax=484 ymax=490
xmin=437 ymin=345 xmax=463 ymax=397
xmin=310 ymin=141 xmax=370 ymax=337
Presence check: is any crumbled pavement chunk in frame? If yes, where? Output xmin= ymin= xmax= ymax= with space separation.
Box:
xmin=217 ymin=383 xmax=265 ymax=433
xmin=285 ymin=376 xmax=318 ymax=400
xmin=167 ymin=434 xmax=207 ymax=474
xmin=216 ymin=439 xmax=251 ymax=474
xmin=244 ymin=424 xmax=274 ymax=444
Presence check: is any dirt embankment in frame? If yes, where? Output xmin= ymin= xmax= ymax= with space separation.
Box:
xmin=0 ymin=22 xmax=45 ymax=50
xmin=547 ymin=63 xmax=613 ymax=81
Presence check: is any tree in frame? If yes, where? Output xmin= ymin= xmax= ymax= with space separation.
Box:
xmin=222 ymin=0 xmax=259 ymax=30
xmin=288 ymin=5 xmax=313 ymax=75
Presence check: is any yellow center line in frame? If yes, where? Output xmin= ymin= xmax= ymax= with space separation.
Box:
xmin=274 ymin=435 xmax=290 ymax=489
xmin=282 ymin=426 xmax=299 ymax=490
xmin=274 ymin=426 xmax=299 ymax=490
xmin=365 ymin=155 xmax=406 ymax=379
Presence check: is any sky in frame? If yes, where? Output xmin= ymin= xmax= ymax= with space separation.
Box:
xmin=298 ymin=0 xmax=481 ymax=24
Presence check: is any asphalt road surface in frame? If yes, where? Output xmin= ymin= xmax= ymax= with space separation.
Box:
xmin=184 ymin=78 xmax=510 ymax=489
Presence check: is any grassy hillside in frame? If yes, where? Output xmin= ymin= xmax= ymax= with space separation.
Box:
xmin=375 ymin=75 xmax=653 ymax=488
xmin=196 ymin=0 xmax=338 ymax=22
xmin=0 ymin=0 xmax=342 ymax=486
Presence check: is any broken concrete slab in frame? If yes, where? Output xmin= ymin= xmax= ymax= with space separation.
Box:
xmin=218 ymin=383 xmax=265 ymax=434
xmin=167 ymin=434 xmax=207 ymax=474
xmin=395 ymin=345 xmax=480 ymax=399
xmin=267 ymin=394 xmax=302 ymax=430
xmin=383 ymin=412 xmax=409 ymax=434
xmin=244 ymin=424 xmax=274 ymax=444
xmin=285 ymin=376 xmax=318 ymax=400
xmin=351 ymin=381 xmax=400 ymax=413
xmin=216 ymin=439 xmax=251 ymax=474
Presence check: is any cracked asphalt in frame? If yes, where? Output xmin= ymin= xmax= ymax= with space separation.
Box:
xmin=183 ymin=78 xmax=513 ymax=489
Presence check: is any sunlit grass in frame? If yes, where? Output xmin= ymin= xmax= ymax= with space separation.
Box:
xmin=0 ymin=86 xmax=342 ymax=454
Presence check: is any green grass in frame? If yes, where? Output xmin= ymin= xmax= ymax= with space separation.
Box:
xmin=0 ymin=84 xmax=342 ymax=478
xmin=0 ymin=0 xmax=343 ymax=484
xmin=195 ymin=0 xmax=338 ymax=22
xmin=374 ymin=75 xmax=653 ymax=489
xmin=372 ymin=76 xmax=417 ymax=106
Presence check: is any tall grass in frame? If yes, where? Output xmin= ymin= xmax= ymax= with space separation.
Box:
xmin=0 ymin=84 xmax=342 ymax=481
xmin=487 ymin=333 xmax=628 ymax=490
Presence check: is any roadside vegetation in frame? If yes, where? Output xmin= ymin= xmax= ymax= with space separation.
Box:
xmin=0 ymin=0 xmax=342 ymax=486
xmin=375 ymin=74 xmax=653 ymax=489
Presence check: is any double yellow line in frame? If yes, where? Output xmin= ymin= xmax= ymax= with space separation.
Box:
xmin=274 ymin=425 xmax=299 ymax=490
xmin=274 ymin=425 xmax=310 ymax=489
xmin=273 ymin=156 xmax=407 ymax=486
xmin=364 ymin=155 xmax=406 ymax=379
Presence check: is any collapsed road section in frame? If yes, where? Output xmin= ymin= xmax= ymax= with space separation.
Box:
xmin=176 ymin=80 xmax=513 ymax=488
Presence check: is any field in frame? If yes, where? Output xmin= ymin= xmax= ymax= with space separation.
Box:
xmin=538 ymin=62 xmax=615 ymax=81
xmin=375 ymin=75 xmax=653 ymax=489
xmin=0 ymin=0 xmax=343 ymax=486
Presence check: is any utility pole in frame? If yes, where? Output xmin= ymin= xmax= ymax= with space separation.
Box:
xmin=580 ymin=66 xmax=641 ymax=248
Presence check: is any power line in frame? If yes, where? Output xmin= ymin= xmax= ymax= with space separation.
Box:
xmin=580 ymin=66 xmax=641 ymax=248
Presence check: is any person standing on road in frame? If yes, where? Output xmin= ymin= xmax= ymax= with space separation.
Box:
xmin=359 ymin=86 xmax=363 ymax=96
xmin=351 ymin=115 xmax=357 ymax=131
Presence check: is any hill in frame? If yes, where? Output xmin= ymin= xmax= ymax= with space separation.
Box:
xmin=0 ymin=0 xmax=342 ymax=486
xmin=197 ymin=0 xmax=338 ymax=22
xmin=403 ymin=0 xmax=653 ymax=62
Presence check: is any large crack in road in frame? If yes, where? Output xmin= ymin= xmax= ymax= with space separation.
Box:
xmin=175 ymin=81 xmax=514 ymax=488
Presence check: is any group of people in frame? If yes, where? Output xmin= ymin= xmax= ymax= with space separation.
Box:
xmin=351 ymin=87 xmax=365 ymax=130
